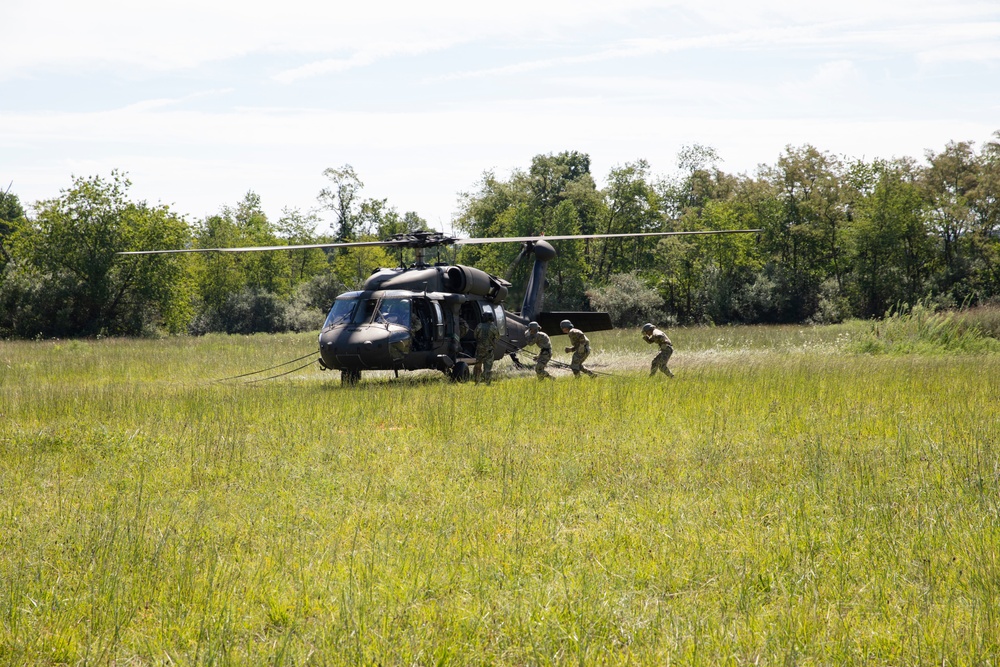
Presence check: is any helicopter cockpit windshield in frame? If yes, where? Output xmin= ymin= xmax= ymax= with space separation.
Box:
xmin=324 ymin=296 xmax=415 ymax=329
xmin=323 ymin=297 xmax=379 ymax=328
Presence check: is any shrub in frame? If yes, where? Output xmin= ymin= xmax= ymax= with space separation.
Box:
xmin=0 ymin=266 xmax=82 ymax=339
xmin=586 ymin=273 xmax=667 ymax=327
xmin=294 ymin=273 xmax=346 ymax=312
xmin=188 ymin=275 xmax=348 ymax=336
xmin=810 ymin=278 xmax=850 ymax=325
xmin=190 ymin=288 xmax=289 ymax=335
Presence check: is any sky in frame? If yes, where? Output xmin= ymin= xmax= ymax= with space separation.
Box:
xmin=3 ymin=0 xmax=999 ymax=234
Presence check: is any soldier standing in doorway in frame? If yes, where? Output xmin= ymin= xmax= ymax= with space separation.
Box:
xmin=642 ymin=322 xmax=675 ymax=377
xmin=474 ymin=312 xmax=500 ymax=384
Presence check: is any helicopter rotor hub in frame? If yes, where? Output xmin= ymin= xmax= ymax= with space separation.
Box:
xmin=386 ymin=231 xmax=458 ymax=249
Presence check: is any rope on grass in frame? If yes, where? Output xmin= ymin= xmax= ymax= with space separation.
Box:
xmin=242 ymin=359 xmax=319 ymax=384
xmin=212 ymin=351 xmax=318 ymax=383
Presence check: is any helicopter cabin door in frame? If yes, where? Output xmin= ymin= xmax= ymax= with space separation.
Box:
xmin=427 ymin=300 xmax=446 ymax=340
xmin=411 ymin=297 xmax=444 ymax=351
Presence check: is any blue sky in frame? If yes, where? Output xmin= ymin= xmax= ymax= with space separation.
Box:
xmin=3 ymin=0 xmax=999 ymax=233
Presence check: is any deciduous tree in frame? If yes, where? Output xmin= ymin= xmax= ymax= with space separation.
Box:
xmin=11 ymin=172 xmax=191 ymax=336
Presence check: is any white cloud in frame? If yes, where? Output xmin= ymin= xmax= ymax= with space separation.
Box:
xmin=5 ymin=95 xmax=996 ymax=227
xmin=2 ymin=0 xmax=671 ymax=76
xmin=272 ymin=40 xmax=456 ymax=83
xmin=3 ymin=0 xmax=998 ymax=230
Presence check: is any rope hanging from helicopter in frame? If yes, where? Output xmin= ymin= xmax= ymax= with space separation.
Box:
xmin=212 ymin=351 xmax=319 ymax=384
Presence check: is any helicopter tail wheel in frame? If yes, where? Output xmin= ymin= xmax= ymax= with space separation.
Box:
xmin=341 ymin=368 xmax=362 ymax=386
xmin=451 ymin=361 xmax=470 ymax=383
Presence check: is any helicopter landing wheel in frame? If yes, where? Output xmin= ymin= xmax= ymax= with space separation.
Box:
xmin=341 ymin=368 xmax=361 ymax=386
xmin=451 ymin=361 xmax=470 ymax=383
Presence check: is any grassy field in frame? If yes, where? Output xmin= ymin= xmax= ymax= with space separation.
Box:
xmin=1 ymin=324 xmax=999 ymax=665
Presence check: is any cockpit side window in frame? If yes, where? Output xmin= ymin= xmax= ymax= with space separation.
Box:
xmin=493 ymin=305 xmax=507 ymax=335
xmin=377 ymin=298 xmax=411 ymax=327
xmin=477 ymin=302 xmax=506 ymax=334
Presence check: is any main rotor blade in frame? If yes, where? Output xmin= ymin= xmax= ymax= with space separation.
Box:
xmin=117 ymin=239 xmax=410 ymax=256
xmin=453 ymin=229 xmax=762 ymax=245
xmin=118 ymin=228 xmax=762 ymax=256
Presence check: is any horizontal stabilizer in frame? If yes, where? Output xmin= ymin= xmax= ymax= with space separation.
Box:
xmin=537 ymin=311 xmax=614 ymax=336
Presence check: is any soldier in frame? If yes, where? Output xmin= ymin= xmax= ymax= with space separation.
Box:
xmin=642 ymin=322 xmax=674 ymax=377
xmin=449 ymin=314 xmax=469 ymax=359
xmin=524 ymin=321 xmax=555 ymax=380
xmin=473 ymin=312 xmax=500 ymax=384
xmin=560 ymin=319 xmax=596 ymax=378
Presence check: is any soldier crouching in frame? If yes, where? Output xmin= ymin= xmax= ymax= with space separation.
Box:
xmin=642 ymin=322 xmax=674 ymax=377
xmin=559 ymin=319 xmax=596 ymax=378
xmin=524 ymin=321 xmax=555 ymax=380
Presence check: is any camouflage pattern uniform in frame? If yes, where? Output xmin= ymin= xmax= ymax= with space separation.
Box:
xmin=449 ymin=316 xmax=470 ymax=358
xmin=524 ymin=328 xmax=554 ymax=380
xmin=644 ymin=327 xmax=674 ymax=377
xmin=474 ymin=319 xmax=500 ymax=383
xmin=564 ymin=327 xmax=596 ymax=377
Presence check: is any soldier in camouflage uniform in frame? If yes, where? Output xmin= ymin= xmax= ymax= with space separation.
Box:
xmin=524 ymin=321 xmax=555 ymax=380
xmin=642 ymin=322 xmax=674 ymax=377
xmin=474 ymin=312 xmax=500 ymax=384
xmin=449 ymin=315 xmax=470 ymax=359
xmin=560 ymin=319 xmax=596 ymax=378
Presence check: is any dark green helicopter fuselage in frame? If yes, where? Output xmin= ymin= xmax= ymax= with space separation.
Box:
xmin=317 ymin=264 xmax=525 ymax=379
xmin=317 ymin=240 xmax=612 ymax=383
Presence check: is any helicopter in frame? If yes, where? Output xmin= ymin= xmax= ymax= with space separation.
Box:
xmin=121 ymin=228 xmax=760 ymax=384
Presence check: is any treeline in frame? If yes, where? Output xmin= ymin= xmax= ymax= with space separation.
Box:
xmin=458 ymin=139 xmax=1000 ymax=326
xmin=0 ymin=167 xmax=423 ymax=338
xmin=2 ymin=136 xmax=999 ymax=339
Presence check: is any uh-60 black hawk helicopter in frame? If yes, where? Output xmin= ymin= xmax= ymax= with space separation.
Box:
xmin=122 ymin=228 xmax=759 ymax=385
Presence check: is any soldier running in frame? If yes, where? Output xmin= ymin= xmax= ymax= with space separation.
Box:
xmin=560 ymin=319 xmax=596 ymax=378
xmin=473 ymin=312 xmax=500 ymax=384
xmin=642 ymin=322 xmax=675 ymax=377
xmin=524 ymin=321 xmax=555 ymax=380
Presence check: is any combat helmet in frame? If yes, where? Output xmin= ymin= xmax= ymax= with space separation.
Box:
xmin=642 ymin=323 xmax=655 ymax=334
xmin=559 ymin=319 xmax=573 ymax=330
xmin=527 ymin=321 xmax=539 ymax=331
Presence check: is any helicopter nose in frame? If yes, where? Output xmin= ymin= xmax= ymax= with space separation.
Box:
xmin=319 ymin=326 xmax=410 ymax=369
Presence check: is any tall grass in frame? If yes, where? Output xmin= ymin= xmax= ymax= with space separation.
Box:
xmin=955 ymin=302 xmax=1000 ymax=340
xmin=1 ymin=331 xmax=999 ymax=664
xmin=849 ymin=303 xmax=1000 ymax=355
